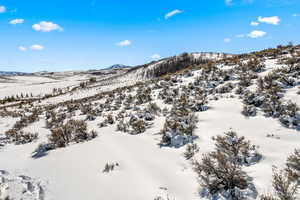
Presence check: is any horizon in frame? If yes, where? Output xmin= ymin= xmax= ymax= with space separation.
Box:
xmin=0 ymin=45 xmax=294 ymax=73
xmin=0 ymin=0 xmax=299 ymax=72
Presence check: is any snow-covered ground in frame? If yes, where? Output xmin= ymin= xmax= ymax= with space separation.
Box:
xmin=0 ymin=48 xmax=299 ymax=200
xmin=0 ymin=75 xmax=85 ymax=99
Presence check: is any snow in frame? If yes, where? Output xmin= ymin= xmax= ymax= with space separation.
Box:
xmin=0 ymin=119 xmax=198 ymax=200
xmin=284 ymin=87 xmax=300 ymax=107
xmin=192 ymin=52 xmax=230 ymax=60
xmin=0 ymin=75 xmax=86 ymax=99
xmin=195 ymin=98 xmax=299 ymax=194
xmin=0 ymin=50 xmax=299 ymax=200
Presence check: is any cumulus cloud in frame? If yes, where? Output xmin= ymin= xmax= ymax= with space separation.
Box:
xmin=30 ymin=44 xmax=44 ymax=51
xmin=247 ymin=30 xmax=266 ymax=38
xmin=18 ymin=46 xmax=27 ymax=51
xmin=0 ymin=6 xmax=6 ymax=13
xmin=116 ymin=40 xmax=131 ymax=47
xmin=257 ymin=16 xmax=280 ymax=25
xmin=9 ymin=19 xmax=24 ymax=25
xmin=165 ymin=9 xmax=184 ymax=19
xmin=224 ymin=38 xmax=231 ymax=43
xmin=151 ymin=54 xmax=161 ymax=60
xmin=250 ymin=21 xmax=259 ymax=26
xmin=32 ymin=21 xmax=63 ymax=32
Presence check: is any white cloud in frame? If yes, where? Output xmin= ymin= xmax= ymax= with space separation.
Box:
xmin=0 ymin=6 xmax=6 ymax=13
xmin=224 ymin=38 xmax=231 ymax=43
xmin=116 ymin=40 xmax=131 ymax=47
xmin=257 ymin=16 xmax=280 ymax=25
xmin=165 ymin=9 xmax=184 ymax=19
xmin=32 ymin=21 xmax=63 ymax=32
xmin=18 ymin=46 xmax=27 ymax=51
xmin=9 ymin=19 xmax=24 ymax=25
xmin=293 ymin=13 xmax=299 ymax=17
xmin=247 ymin=30 xmax=266 ymax=38
xmin=250 ymin=21 xmax=259 ymax=26
xmin=225 ymin=0 xmax=233 ymax=6
xmin=30 ymin=44 xmax=44 ymax=51
xmin=151 ymin=54 xmax=161 ymax=60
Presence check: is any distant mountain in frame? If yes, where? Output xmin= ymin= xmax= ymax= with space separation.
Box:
xmin=0 ymin=71 xmax=29 ymax=76
xmin=105 ymin=64 xmax=132 ymax=69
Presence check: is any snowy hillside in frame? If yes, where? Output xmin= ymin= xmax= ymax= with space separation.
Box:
xmin=0 ymin=45 xmax=300 ymax=200
xmin=126 ymin=52 xmax=231 ymax=80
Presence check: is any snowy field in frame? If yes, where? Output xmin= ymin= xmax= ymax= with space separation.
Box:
xmin=0 ymin=47 xmax=299 ymax=200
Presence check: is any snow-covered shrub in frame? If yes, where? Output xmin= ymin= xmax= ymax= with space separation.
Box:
xmin=11 ymin=110 xmax=40 ymax=131
xmin=257 ymin=74 xmax=283 ymax=96
xmin=261 ymin=168 xmax=299 ymax=200
xmin=5 ymin=130 xmax=38 ymax=145
xmin=162 ymin=107 xmax=169 ymax=116
xmin=160 ymin=113 xmax=198 ymax=147
xmin=260 ymin=194 xmax=277 ymax=200
xmin=49 ymin=120 xmax=97 ymax=148
xmin=158 ymin=87 xmax=179 ymax=104
xmin=135 ymin=86 xmax=152 ymax=105
xmin=286 ymin=149 xmax=300 ymax=181
xmin=99 ymin=114 xmax=115 ymax=127
xmin=117 ymin=114 xmax=152 ymax=135
xmin=242 ymin=105 xmax=257 ymax=117
xmin=115 ymin=110 xmax=126 ymax=121
xmin=129 ymin=117 xmax=148 ymax=135
xmin=80 ymin=103 xmax=93 ymax=115
xmin=189 ymin=99 xmax=208 ymax=112
xmin=45 ymin=111 xmax=66 ymax=128
xmin=278 ymin=75 xmax=297 ymax=87
xmin=236 ymin=64 xmax=257 ymax=87
xmin=116 ymin=119 xmax=130 ymax=133
xmin=146 ymin=102 xmax=161 ymax=115
xmin=216 ymin=83 xmax=235 ymax=94
xmin=183 ymin=70 xmax=193 ymax=77
xmin=103 ymin=162 xmax=119 ymax=173
xmin=279 ymin=101 xmax=300 ymax=128
xmin=184 ymin=143 xmax=199 ymax=160
xmin=242 ymin=90 xmax=265 ymax=107
xmin=106 ymin=114 xmax=115 ymax=124
xmin=261 ymin=96 xmax=283 ymax=118
xmin=235 ymin=86 xmax=245 ymax=95
xmin=0 ymin=109 xmax=23 ymax=118
xmin=86 ymin=114 xmax=96 ymax=121
xmin=66 ymin=103 xmax=79 ymax=113
xmin=136 ymin=109 xmax=155 ymax=121
xmin=212 ymin=130 xmax=261 ymax=166
xmin=245 ymin=79 xmax=299 ymax=128
xmin=193 ymin=151 xmax=255 ymax=200
xmin=153 ymin=196 xmax=169 ymax=200
xmin=144 ymin=112 xmax=155 ymax=121
xmin=245 ymin=57 xmax=266 ymax=73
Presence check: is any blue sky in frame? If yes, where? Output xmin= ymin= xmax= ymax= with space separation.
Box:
xmin=0 ymin=0 xmax=299 ymax=72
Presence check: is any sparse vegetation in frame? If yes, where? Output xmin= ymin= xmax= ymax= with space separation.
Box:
xmin=49 ymin=120 xmax=97 ymax=148
xmin=0 ymin=43 xmax=300 ymax=199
